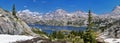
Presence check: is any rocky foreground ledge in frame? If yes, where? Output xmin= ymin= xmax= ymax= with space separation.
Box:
xmin=96 ymin=33 xmax=120 ymax=43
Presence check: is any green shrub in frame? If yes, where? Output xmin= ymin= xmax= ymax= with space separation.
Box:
xmin=31 ymin=28 xmax=46 ymax=35
xmin=49 ymin=31 xmax=65 ymax=39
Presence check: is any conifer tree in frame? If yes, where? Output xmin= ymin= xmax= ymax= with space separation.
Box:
xmin=87 ymin=10 xmax=93 ymax=30
xmin=12 ymin=4 xmax=18 ymax=19
xmin=83 ymin=10 xmax=96 ymax=43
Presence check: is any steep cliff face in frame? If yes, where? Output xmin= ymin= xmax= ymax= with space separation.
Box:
xmin=0 ymin=8 xmax=35 ymax=35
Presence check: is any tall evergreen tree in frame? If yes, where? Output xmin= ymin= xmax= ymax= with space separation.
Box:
xmin=12 ymin=4 xmax=18 ymax=19
xmin=83 ymin=10 xmax=96 ymax=43
xmin=87 ymin=10 xmax=93 ymax=30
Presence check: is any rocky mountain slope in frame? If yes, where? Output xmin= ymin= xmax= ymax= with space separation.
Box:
xmin=0 ymin=8 xmax=36 ymax=35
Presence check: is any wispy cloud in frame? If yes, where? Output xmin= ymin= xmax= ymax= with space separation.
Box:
xmin=33 ymin=0 xmax=36 ymax=2
xmin=24 ymin=5 xmax=27 ymax=8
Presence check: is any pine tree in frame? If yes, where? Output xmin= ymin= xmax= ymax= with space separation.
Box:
xmin=83 ymin=10 xmax=96 ymax=43
xmin=12 ymin=4 xmax=18 ymax=19
xmin=87 ymin=10 xmax=93 ymax=30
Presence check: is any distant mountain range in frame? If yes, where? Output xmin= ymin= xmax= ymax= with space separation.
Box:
xmin=17 ymin=6 xmax=120 ymax=26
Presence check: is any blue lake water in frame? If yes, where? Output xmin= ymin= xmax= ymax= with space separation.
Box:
xmin=29 ymin=24 xmax=86 ymax=34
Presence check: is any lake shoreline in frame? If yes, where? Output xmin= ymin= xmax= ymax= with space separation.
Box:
xmin=28 ymin=24 xmax=86 ymax=34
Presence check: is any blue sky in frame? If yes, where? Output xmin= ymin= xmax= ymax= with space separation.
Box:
xmin=0 ymin=0 xmax=120 ymax=14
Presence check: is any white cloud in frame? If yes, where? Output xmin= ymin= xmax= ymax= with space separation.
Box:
xmin=24 ymin=5 xmax=27 ymax=8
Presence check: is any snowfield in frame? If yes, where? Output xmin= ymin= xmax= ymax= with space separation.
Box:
xmin=0 ymin=34 xmax=34 ymax=43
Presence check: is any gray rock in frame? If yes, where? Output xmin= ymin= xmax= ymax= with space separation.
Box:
xmin=0 ymin=8 xmax=36 ymax=36
xmin=96 ymin=37 xmax=105 ymax=43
